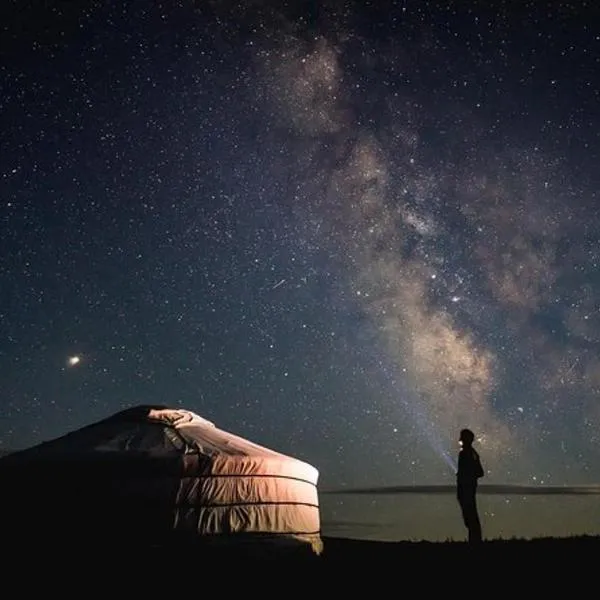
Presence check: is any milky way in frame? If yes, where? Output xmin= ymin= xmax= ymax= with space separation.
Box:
xmin=251 ymin=8 xmax=600 ymax=485
xmin=1 ymin=1 xmax=599 ymax=541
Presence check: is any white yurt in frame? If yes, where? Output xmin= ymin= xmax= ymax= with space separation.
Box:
xmin=0 ymin=405 xmax=322 ymax=556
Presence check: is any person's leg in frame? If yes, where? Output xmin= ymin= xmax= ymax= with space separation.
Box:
xmin=465 ymin=494 xmax=482 ymax=543
xmin=458 ymin=498 xmax=470 ymax=528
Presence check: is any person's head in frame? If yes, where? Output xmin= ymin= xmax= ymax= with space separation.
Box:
xmin=459 ymin=428 xmax=475 ymax=448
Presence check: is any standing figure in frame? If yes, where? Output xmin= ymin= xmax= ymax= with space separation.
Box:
xmin=456 ymin=428 xmax=484 ymax=543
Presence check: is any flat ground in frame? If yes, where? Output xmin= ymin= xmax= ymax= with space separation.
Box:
xmin=8 ymin=534 xmax=597 ymax=592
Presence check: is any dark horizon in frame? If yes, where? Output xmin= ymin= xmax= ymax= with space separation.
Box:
xmin=323 ymin=483 xmax=600 ymax=495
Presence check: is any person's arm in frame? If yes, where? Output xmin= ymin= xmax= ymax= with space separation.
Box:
xmin=474 ymin=450 xmax=484 ymax=478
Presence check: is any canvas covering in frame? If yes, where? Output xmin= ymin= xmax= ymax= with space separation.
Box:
xmin=0 ymin=405 xmax=322 ymax=554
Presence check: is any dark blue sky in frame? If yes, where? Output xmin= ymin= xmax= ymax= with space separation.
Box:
xmin=2 ymin=0 xmax=599 ymax=541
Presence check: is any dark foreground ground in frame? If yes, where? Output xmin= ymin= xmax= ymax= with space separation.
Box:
xmin=7 ymin=533 xmax=599 ymax=593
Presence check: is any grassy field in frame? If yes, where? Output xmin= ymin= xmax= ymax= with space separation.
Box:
xmin=7 ymin=532 xmax=597 ymax=593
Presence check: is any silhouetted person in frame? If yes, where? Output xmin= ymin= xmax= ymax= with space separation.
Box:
xmin=456 ymin=428 xmax=484 ymax=543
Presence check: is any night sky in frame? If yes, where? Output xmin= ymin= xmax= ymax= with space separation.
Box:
xmin=2 ymin=1 xmax=600 ymax=542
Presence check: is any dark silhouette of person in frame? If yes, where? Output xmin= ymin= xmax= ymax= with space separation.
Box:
xmin=456 ymin=428 xmax=484 ymax=543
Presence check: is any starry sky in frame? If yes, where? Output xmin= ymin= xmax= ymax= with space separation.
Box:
xmin=2 ymin=0 xmax=600 ymax=542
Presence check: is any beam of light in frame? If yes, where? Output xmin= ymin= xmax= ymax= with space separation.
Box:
xmin=321 ymin=484 xmax=600 ymax=496
xmin=361 ymin=335 xmax=457 ymax=473
xmin=392 ymin=387 xmax=457 ymax=474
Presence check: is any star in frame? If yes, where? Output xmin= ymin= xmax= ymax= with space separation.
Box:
xmin=67 ymin=356 xmax=81 ymax=367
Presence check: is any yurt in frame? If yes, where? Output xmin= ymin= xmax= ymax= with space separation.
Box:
xmin=0 ymin=405 xmax=322 ymax=556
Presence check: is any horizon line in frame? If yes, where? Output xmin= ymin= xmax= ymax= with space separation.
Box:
xmin=322 ymin=484 xmax=600 ymax=495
